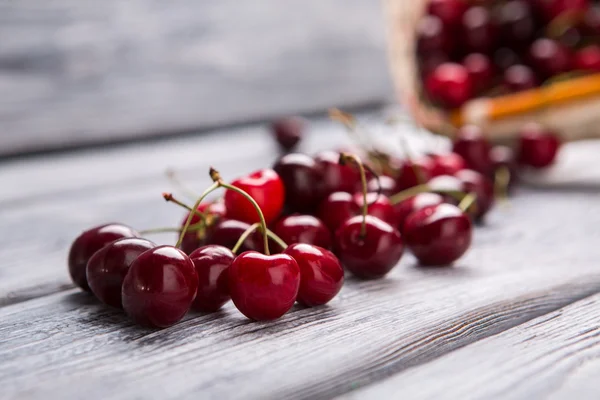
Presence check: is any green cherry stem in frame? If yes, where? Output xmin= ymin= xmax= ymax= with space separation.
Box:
xmin=210 ymin=167 xmax=271 ymax=255
xmin=389 ymin=184 xmax=431 ymax=205
xmin=458 ymin=192 xmax=478 ymax=213
xmin=162 ymin=192 xmax=207 ymax=222
xmin=231 ymin=223 xmax=260 ymax=254
xmin=340 ymin=152 xmax=369 ymax=237
xmin=176 ymin=182 xmax=220 ymax=248
xmin=140 ymin=221 xmax=205 ymax=236
xmin=494 ymin=166 xmax=511 ymax=203
xmin=266 ymin=230 xmax=288 ymax=250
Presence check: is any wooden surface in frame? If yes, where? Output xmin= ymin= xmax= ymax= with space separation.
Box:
xmin=1 ymin=111 xmax=600 ymax=399
xmin=0 ymin=0 xmax=391 ymax=157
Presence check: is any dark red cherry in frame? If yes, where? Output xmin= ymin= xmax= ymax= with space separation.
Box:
xmin=517 ymin=123 xmax=562 ymax=168
xmin=404 ymin=204 xmax=472 ymax=266
xmin=504 ymin=64 xmax=539 ymax=92
xmin=284 ymin=243 xmax=344 ymax=307
xmin=353 ymin=193 xmax=397 ymax=227
xmin=180 ymin=201 xmax=226 ymax=255
xmin=461 ymin=6 xmax=498 ymax=54
xmin=427 ymin=0 xmax=468 ymax=28
xmin=395 ymin=157 xmax=435 ymax=191
xmin=334 ymin=215 xmax=404 ymax=279
xmin=574 ymin=45 xmax=600 ymax=73
xmin=207 ymin=219 xmax=258 ymax=253
xmin=228 ymin=251 xmax=300 ymax=320
xmin=86 ymin=237 xmax=156 ymax=308
xmin=367 ymin=175 xmax=398 ymax=197
xmin=583 ymin=7 xmax=600 ymax=36
xmin=528 ymin=38 xmax=572 ymax=80
xmin=417 ymin=15 xmax=454 ymax=54
xmin=463 ymin=53 xmax=495 ymax=94
xmin=425 ymin=63 xmax=474 ymax=109
xmin=273 ymin=153 xmax=324 ymax=213
xmin=317 ymin=191 xmax=397 ymax=232
xmin=122 ymin=245 xmax=199 ymax=328
xmin=68 ymin=223 xmax=139 ymax=292
xmin=394 ymin=193 xmax=445 ymax=233
xmin=274 ymin=215 xmax=332 ymax=249
xmin=498 ymin=1 xmax=536 ymax=46
xmin=494 ymin=47 xmax=523 ymax=70
xmin=271 ymin=116 xmax=305 ymax=152
xmin=452 ymin=125 xmax=492 ymax=175
xmin=547 ymin=0 xmax=589 ymax=20
xmin=454 ymin=169 xmax=495 ymax=221
xmin=224 ymin=168 xmax=285 ymax=225
xmin=418 ymin=52 xmax=451 ymax=78
xmin=430 ymin=152 xmax=467 ymax=177
xmin=314 ymin=151 xmax=361 ymax=195
xmin=189 ymin=245 xmax=235 ymax=313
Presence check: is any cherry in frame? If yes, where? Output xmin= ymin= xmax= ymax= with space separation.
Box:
xmin=284 ymin=244 xmax=344 ymax=307
xmin=583 ymin=7 xmax=600 ymax=36
xmin=314 ymin=151 xmax=360 ymax=195
xmin=418 ymin=52 xmax=451 ymax=78
xmin=224 ymin=168 xmax=285 ymax=225
xmin=180 ymin=201 xmax=226 ymax=255
xmin=404 ymin=204 xmax=472 ymax=266
xmin=416 ymin=15 xmax=454 ymax=55
xmin=517 ymin=123 xmax=562 ymax=168
xmin=274 ymin=215 xmax=332 ymax=249
xmin=461 ymin=6 xmax=498 ymax=54
xmin=425 ymin=174 xmax=465 ymax=205
xmin=122 ymin=245 xmax=199 ymax=328
xmin=427 ymin=0 xmax=468 ymax=28
xmin=494 ymin=47 xmax=523 ymax=70
xmin=393 ymin=193 xmax=445 ymax=233
xmin=425 ymin=63 xmax=474 ymax=109
xmin=547 ymin=0 xmax=589 ymax=20
xmin=454 ymin=169 xmax=495 ymax=221
xmin=273 ymin=153 xmax=324 ymax=213
xmin=452 ymin=125 xmax=492 ymax=175
xmin=86 ymin=237 xmax=156 ymax=308
xmin=498 ymin=1 xmax=536 ymax=47
xmin=395 ymin=157 xmax=435 ymax=191
xmin=189 ymin=245 xmax=235 ymax=313
xmin=207 ymin=219 xmax=258 ymax=253
xmin=271 ymin=116 xmax=305 ymax=152
xmin=528 ymin=38 xmax=572 ymax=80
xmin=504 ymin=64 xmax=539 ymax=92
xmin=463 ymin=53 xmax=495 ymax=94
xmin=228 ymin=251 xmax=300 ymax=320
xmin=317 ymin=192 xmax=396 ymax=232
xmin=68 ymin=223 xmax=139 ymax=292
xmin=430 ymin=152 xmax=467 ymax=177
xmin=574 ymin=45 xmax=600 ymax=73
xmin=334 ymin=215 xmax=404 ymax=279
xmin=367 ymin=174 xmax=397 ymax=197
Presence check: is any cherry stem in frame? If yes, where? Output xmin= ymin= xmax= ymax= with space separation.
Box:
xmin=210 ymin=167 xmax=271 ymax=256
xmin=176 ymin=182 xmax=220 ymax=249
xmin=231 ymin=223 xmax=260 ymax=254
xmin=458 ymin=192 xmax=477 ymax=213
xmin=389 ymin=184 xmax=431 ymax=205
xmin=165 ymin=168 xmax=199 ymax=202
xmin=363 ymin=163 xmax=382 ymax=201
xmin=340 ymin=152 xmax=369 ymax=237
xmin=494 ymin=167 xmax=511 ymax=204
xmin=162 ymin=192 xmax=207 ymax=222
xmin=140 ymin=221 xmax=205 ymax=236
xmin=266 ymin=230 xmax=288 ymax=250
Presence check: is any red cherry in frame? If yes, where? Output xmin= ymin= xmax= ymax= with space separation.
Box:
xmin=463 ymin=53 xmax=495 ymax=94
xmin=426 ymin=174 xmax=466 ymax=205
xmin=404 ymin=204 xmax=472 ymax=266
xmin=228 ymin=251 xmax=300 ymax=320
xmin=425 ymin=63 xmax=475 ymax=109
xmin=518 ymin=123 xmax=562 ymax=168
xmin=317 ymin=192 xmax=396 ymax=232
xmin=454 ymin=169 xmax=495 ymax=221
xmin=207 ymin=219 xmax=259 ymax=253
xmin=68 ymin=223 xmax=138 ymax=292
xmin=461 ymin=6 xmax=498 ymax=54
xmin=189 ymin=245 xmax=235 ymax=313
xmin=224 ymin=169 xmax=285 ymax=225
xmin=528 ymin=38 xmax=572 ymax=80
xmin=86 ymin=237 xmax=156 ymax=308
xmin=498 ymin=0 xmax=537 ymax=46
xmin=314 ymin=151 xmax=360 ymax=195
xmin=367 ymin=175 xmax=398 ymax=197
xmin=122 ymin=245 xmax=199 ymax=328
xmin=394 ymin=193 xmax=445 ymax=233
xmin=430 ymin=152 xmax=467 ymax=177
xmin=427 ymin=0 xmax=468 ymax=28
xmin=418 ymin=52 xmax=451 ymax=78
xmin=583 ymin=7 xmax=600 ymax=36
xmin=284 ymin=243 xmax=344 ymax=307
xmin=574 ymin=45 xmax=600 ymax=73
xmin=547 ymin=0 xmax=589 ymax=20
xmin=395 ymin=157 xmax=435 ymax=191
xmin=334 ymin=215 xmax=404 ymax=279
xmin=504 ymin=64 xmax=539 ymax=92
xmin=180 ymin=201 xmax=226 ymax=255
xmin=452 ymin=125 xmax=492 ymax=175
xmin=273 ymin=153 xmax=324 ymax=213
xmin=271 ymin=116 xmax=305 ymax=152
xmin=274 ymin=215 xmax=332 ymax=249
xmin=417 ymin=15 xmax=454 ymax=55
xmin=494 ymin=47 xmax=523 ymax=71
xmin=353 ymin=193 xmax=397 ymax=227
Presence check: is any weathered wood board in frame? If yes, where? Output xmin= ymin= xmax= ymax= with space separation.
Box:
xmin=0 ymin=0 xmax=391 ymax=156
xmin=1 ymin=111 xmax=600 ymax=399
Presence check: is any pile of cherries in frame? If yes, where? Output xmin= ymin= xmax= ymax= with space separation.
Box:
xmin=418 ymin=0 xmax=600 ymax=109
xmin=67 ymin=113 xmax=561 ymax=329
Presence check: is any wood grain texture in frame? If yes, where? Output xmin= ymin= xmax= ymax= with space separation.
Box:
xmin=349 ymin=294 xmax=600 ymax=400
xmin=0 ymin=0 xmax=391 ymax=156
